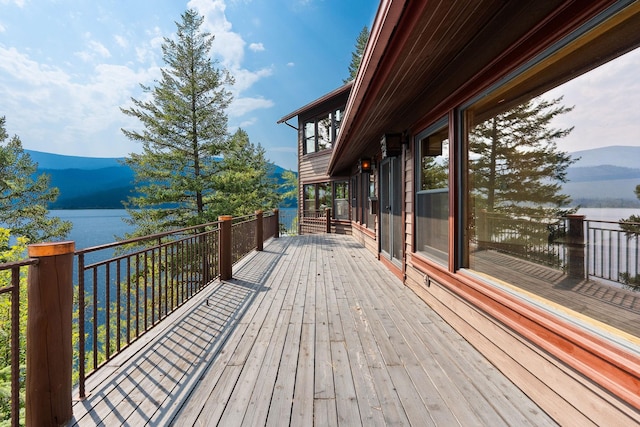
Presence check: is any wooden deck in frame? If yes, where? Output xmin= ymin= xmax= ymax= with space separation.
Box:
xmin=70 ymin=234 xmax=557 ymax=426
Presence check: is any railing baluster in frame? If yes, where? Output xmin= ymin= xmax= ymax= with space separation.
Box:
xmin=78 ymin=253 xmax=86 ymax=398
xmin=116 ymin=259 xmax=121 ymax=353
xmin=92 ymin=267 xmax=98 ymax=371
xmin=105 ymin=264 xmax=111 ymax=360
xmin=10 ymin=266 xmax=20 ymax=427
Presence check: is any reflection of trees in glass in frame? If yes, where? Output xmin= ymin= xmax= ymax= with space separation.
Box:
xmin=469 ymin=97 xmax=576 ymax=266
xmin=469 ymin=97 xmax=576 ymax=218
xmin=317 ymin=114 xmax=332 ymax=150
xmin=421 ymin=156 xmax=448 ymax=190
xmin=620 ymin=185 xmax=640 ymax=237
xmin=619 ymin=184 xmax=640 ymax=289
xmin=318 ymin=183 xmax=331 ymax=210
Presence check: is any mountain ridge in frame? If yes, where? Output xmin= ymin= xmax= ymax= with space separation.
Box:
xmin=25 ymin=149 xmax=296 ymax=209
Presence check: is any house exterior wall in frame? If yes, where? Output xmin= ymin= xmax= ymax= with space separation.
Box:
xmin=346 ymin=2 xmax=639 ymax=424
xmin=288 ymin=3 xmax=640 ymax=422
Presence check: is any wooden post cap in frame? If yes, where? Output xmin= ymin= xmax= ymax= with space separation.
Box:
xmin=218 ymin=215 xmax=233 ymax=221
xmin=255 ymin=210 xmax=263 ymax=215
xmin=28 ymin=241 xmax=75 ymax=257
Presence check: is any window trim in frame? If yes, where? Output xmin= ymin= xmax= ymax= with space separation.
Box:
xmin=302 ymin=106 xmax=345 ymax=155
xmin=413 ymin=118 xmax=449 ymax=266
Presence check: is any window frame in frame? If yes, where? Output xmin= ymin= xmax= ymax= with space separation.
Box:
xmin=414 ymin=118 xmax=450 ymax=266
xmin=302 ymin=107 xmax=345 ymax=155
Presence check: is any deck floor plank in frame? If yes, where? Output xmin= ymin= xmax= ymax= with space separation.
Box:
xmin=71 ymin=234 xmax=558 ymax=426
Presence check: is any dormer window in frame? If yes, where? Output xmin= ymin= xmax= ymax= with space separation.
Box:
xmin=303 ymin=107 xmax=344 ymax=154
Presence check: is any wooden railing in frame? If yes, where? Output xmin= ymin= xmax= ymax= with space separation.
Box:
xmin=300 ymin=208 xmax=331 ymax=235
xmin=0 ymin=208 xmax=281 ymax=426
xmin=0 ymin=258 xmax=37 ymax=427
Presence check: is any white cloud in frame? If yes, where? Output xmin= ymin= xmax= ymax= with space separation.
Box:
xmin=228 ymin=96 xmax=274 ymax=117
xmin=231 ymin=66 xmax=273 ymax=92
xmin=546 ymin=48 xmax=640 ymax=152
xmin=287 ymin=62 xmax=295 ymax=67
xmin=0 ymin=45 xmax=158 ymax=156
xmin=114 ymin=35 xmax=128 ymax=49
xmin=89 ymin=40 xmax=111 ymax=58
xmin=0 ymin=0 xmax=25 ymax=6
xmin=187 ymin=0 xmax=271 ymax=84
xmin=0 ymin=23 xmax=5 ymax=33
xmin=75 ymin=35 xmax=112 ymax=62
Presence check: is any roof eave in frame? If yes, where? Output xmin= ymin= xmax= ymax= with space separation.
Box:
xmin=327 ymin=0 xmax=407 ymax=175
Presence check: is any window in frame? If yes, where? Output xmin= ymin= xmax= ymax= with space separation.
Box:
xmin=334 ymin=181 xmax=349 ymax=220
xmin=351 ymin=175 xmax=360 ymax=223
xmin=302 ymin=107 xmax=345 ymax=154
xmin=365 ymin=172 xmax=376 ymax=230
xmin=303 ymin=184 xmax=316 ymax=213
xmin=302 ymin=182 xmax=331 ymax=214
xmin=415 ymin=122 xmax=449 ymax=264
xmin=463 ymin=6 xmax=640 ymax=342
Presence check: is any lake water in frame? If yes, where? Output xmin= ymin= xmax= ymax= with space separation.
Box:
xmin=577 ymin=207 xmax=639 ymax=223
xmin=53 ymin=208 xmax=300 ymax=250
xmin=52 ymin=209 xmax=133 ymax=249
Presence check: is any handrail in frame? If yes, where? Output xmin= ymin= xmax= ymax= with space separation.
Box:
xmin=0 ymin=207 xmax=286 ymax=419
xmin=0 ymin=258 xmax=38 ymax=427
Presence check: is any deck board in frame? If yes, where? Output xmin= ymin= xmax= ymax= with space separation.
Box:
xmin=71 ymin=234 xmax=558 ymax=426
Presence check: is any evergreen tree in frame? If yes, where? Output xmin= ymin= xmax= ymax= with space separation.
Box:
xmin=209 ymin=128 xmax=279 ymax=217
xmin=280 ymin=169 xmax=298 ymax=208
xmin=121 ymin=9 xmax=233 ymax=236
xmin=469 ymin=96 xmax=576 ymax=218
xmin=620 ymin=184 xmax=640 ymax=237
xmin=344 ymin=26 xmax=369 ymax=83
xmin=0 ymin=116 xmax=71 ymax=242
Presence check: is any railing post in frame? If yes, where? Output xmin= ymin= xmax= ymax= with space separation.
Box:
xmin=325 ymin=208 xmax=332 ymax=234
xmin=219 ymin=215 xmax=233 ymax=281
xmin=26 ymin=241 xmax=75 ymax=427
xmin=273 ymin=208 xmax=280 ymax=239
xmin=256 ymin=210 xmax=264 ymax=251
xmin=566 ymin=214 xmax=586 ymax=279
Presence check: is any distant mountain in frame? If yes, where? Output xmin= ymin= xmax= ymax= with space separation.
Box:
xmin=569 ymin=145 xmax=640 ymax=169
xmin=25 ymin=149 xmax=296 ymax=210
xmin=27 ymin=150 xmax=125 ymax=170
xmin=564 ymin=146 xmax=640 ymax=207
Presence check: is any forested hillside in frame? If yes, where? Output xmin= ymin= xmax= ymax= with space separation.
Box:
xmin=27 ymin=150 xmax=296 ymax=209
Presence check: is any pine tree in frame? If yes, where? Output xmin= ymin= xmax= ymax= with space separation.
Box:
xmin=0 ymin=116 xmax=71 ymax=242
xmin=344 ymin=26 xmax=369 ymax=83
xmin=280 ymin=169 xmax=298 ymax=208
xmin=620 ymin=184 xmax=640 ymax=237
xmin=121 ymin=9 xmax=233 ymax=236
xmin=469 ymin=96 xmax=576 ymax=218
xmin=208 ymin=128 xmax=279 ymax=217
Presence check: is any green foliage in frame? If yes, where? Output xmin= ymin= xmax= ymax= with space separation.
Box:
xmin=0 ymin=117 xmax=71 ymax=242
xmin=121 ymin=9 xmax=234 ymax=236
xmin=280 ymin=169 xmax=298 ymax=207
xmin=0 ymin=229 xmax=28 ymax=426
xmin=208 ymin=129 xmax=280 ymax=217
xmin=421 ymin=156 xmax=448 ymax=190
xmin=620 ymin=186 xmax=640 ymax=238
xmin=619 ymin=272 xmax=640 ymax=291
xmin=469 ymin=96 xmax=577 ymax=219
xmin=619 ymin=214 xmax=640 ymax=237
xmin=344 ymin=26 xmax=370 ymax=83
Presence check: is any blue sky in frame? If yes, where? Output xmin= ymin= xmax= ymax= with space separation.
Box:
xmin=0 ymin=0 xmax=378 ymax=171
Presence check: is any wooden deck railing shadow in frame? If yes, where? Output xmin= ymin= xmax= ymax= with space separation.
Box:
xmin=71 ymin=239 xmax=289 ymax=425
